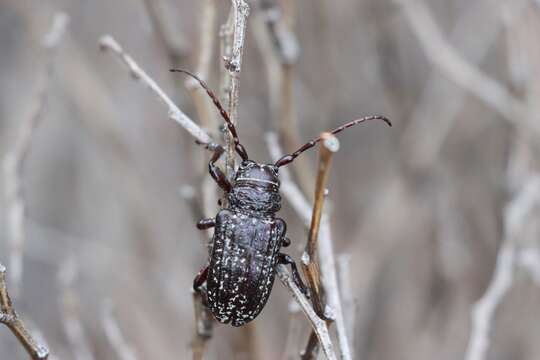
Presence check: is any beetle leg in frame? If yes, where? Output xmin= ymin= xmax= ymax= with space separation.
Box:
xmin=197 ymin=218 xmax=216 ymax=230
xmin=277 ymin=253 xmax=310 ymax=298
xmin=281 ymin=237 xmax=291 ymax=247
xmin=206 ymin=142 xmax=232 ymax=193
xmin=193 ymin=265 xmax=209 ymax=292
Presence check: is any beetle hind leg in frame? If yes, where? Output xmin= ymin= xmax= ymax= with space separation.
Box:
xmin=276 ymin=253 xmax=309 ymax=298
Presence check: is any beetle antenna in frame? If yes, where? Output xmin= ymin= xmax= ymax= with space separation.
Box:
xmin=170 ymin=69 xmax=249 ymax=161
xmin=274 ymin=115 xmax=391 ymax=167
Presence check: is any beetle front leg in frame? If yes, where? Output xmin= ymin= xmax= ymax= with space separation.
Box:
xmin=197 ymin=218 xmax=215 ymax=230
xmin=276 ymin=253 xmax=310 ymax=298
xmin=206 ymin=142 xmax=232 ymax=193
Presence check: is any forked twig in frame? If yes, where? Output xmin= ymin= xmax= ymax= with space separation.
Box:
xmin=0 ymin=263 xmax=49 ymax=359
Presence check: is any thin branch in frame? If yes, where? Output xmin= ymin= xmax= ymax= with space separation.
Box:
xmin=302 ymin=133 xmax=339 ymax=319
xmin=0 ymin=263 xmax=49 ymax=359
xmin=222 ymin=0 xmax=250 ymax=176
xmin=464 ymin=175 xmax=540 ymax=360
xmin=3 ymin=12 xmax=69 ymax=298
xmin=252 ymin=0 xmax=314 ymax=196
xmin=267 ymin=132 xmax=352 ymax=360
xmin=58 ymin=258 xmax=95 ymax=360
xmin=394 ymin=0 xmax=540 ymax=135
xmin=142 ymin=0 xmax=190 ymax=64
xmin=99 ymin=35 xmax=213 ymax=146
xmin=101 ymin=301 xmax=139 ymax=360
xmin=276 ymin=265 xmax=337 ymax=360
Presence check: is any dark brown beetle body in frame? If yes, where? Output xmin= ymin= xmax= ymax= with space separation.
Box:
xmin=172 ymin=69 xmax=391 ymax=326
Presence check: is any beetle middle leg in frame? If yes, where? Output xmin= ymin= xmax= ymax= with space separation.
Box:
xmin=276 ymin=253 xmax=309 ymax=298
xmin=197 ymin=218 xmax=215 ymax=230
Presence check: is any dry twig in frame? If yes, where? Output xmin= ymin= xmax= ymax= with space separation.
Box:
xmin=302 ymin=133 xmax=339 ymax=319
xmin=220 ymin=0 xmax=250 ymax=175
xmin=276 ymin=265 xmax=337 ymax=360
xmin=58 ymin=258 xmax=95 ymax=360
xmin=394 ymin=0 xmax=539 ymax=135
xmin=0 ymin=263 xmax=49 ymax=359
xmin=266 ymin=132 xmax=351 ymax=360
xmin=191 ymin=291 xmax=214 ymax=360
xmin=464 ymin=175 xmax=540 ymax=360
xmin=99 ymin=35 xmax=213 ymax=146
xmin=3 ymin=12 xmax=69 ymax=297
xmin=101 ymin=301 xmax=138 ymax=360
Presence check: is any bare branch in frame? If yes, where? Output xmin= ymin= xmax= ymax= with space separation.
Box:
xmin=267 ymin=132 xmax=351 ymax=360
xmin=101 ymin=301 xmax=138 ymax=360
xmin=142 ymin=0 xmax=190 ymax=63
xmin=221 ymin=0 xmax=250 ymax=175
xmin=465 ymin=175 xmax=540 ymax=360
xmin=58 ymin=259 xmax=95 ymax=360
xmin=394 ymin=0 xmax=540 ymax=135
xmin=99 ymin=35 xmax=213 ymax=146
xmin=276 ymin=265 xmax=337 ymax=360
xmin=302 ymin=133 xmax=339 ymax=319
xmin=3 ymin=12 xmax=69 ymax=297
xmin=0 ymin=263 xmax=49 ymax=359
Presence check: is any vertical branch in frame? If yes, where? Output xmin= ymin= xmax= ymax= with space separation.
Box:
xmin=252 ymin=0 xmax=314 ymax=196
xmin=266 ymin=132 xmax=351 ymax=360
xmin=302 ymin=133 xmax=339 ymax=319
xmin=0 ymin=263 xmax=49 ymax=359
xmin=221 ymin=0 xmax=250 ymax=176
xmin=3 ymin=12 xmax=69 ymax=298
xmin=58 ymin=259 xmax=95 ymax=360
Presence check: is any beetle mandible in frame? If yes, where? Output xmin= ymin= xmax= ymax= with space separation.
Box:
xmin=171 ymin=69 xmax=391 ymax=327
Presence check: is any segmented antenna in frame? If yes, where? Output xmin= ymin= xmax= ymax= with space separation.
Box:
xmin=170 ymin=69 xmax=249 ymax=161
xmin=274 ymin=115 xmax=391 ymax=167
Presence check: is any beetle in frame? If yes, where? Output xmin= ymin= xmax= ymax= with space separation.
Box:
xmin=171 ymin=69 xmax=391 ymax=327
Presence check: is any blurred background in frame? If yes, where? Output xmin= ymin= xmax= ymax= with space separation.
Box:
xmin=1 ymin=0 xmax=540 ymax=359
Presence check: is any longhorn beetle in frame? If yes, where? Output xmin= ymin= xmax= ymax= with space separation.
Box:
xmin=171 ymin=69 xmax=391 ymax=327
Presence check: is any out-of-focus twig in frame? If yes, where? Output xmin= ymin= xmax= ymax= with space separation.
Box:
xmin=464 ymin=175 xmax=540 ymax=360
xmin=59 ymin=259 xmax=95 ymax=360
xmin=99 ymin=35 xmax=213 ymax=146
xmin=281 ymin=300 xmax=304 ymax=360
xmin=101 ymin=301 xmax=138 ymax=360
xmin=252 ymin=0 xmax=314 ymax=196
xmin=3 ymin=12 xmax=69 ymax=298
xmin=142 ymin=0 xmax=190 ymax=64
xmin=0 ymin=263 xmax=49 ymax=359
xmin=267 ymin=132 xmax=351 ymax=360
xmin=276 ymin=265 xmax=337 ymax=360
xmin=395 ymin=0 xmax=539 ymax=135
xmin=191 ymin=291 xmax=213 ymax=360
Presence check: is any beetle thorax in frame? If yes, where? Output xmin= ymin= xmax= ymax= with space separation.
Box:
xmin=228 ymin=161 xmax=281 ymax=215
